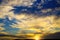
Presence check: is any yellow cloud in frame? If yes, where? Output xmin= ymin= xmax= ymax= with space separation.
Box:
xmin=0 ymin=6 xmax=13 ymax=13
xmin=0 ymin=27 xmax=5 ymax=31
xmin=0 ymin=32 xmax=9 ymax=34
xmin=11 ymin=14 xmax=60 ymax=35
xmin=0 ymin=6 xmax=15 ymax=20
xmin=0 ymin=23 xmax=5 ymax=31
xmin=0 ymin=1 xmax=60 ymax=36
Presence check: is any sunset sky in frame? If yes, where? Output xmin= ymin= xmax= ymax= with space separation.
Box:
xmin=0 ymin=0 xmax=60 ymax=38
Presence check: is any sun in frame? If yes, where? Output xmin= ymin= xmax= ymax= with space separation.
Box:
xmin=34 ymin=34 xmax=42 ymax=40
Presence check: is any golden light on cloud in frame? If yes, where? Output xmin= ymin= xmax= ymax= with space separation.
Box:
xmin=0 ymin=6 xmax=14 ymax=19
xmin=0 ymin=32 xmax=9 ymax=34
xmin=11 ymin=13 xmax=60 ymax=36
xmin=0 ymin=27 xmax=5 ymax=31
xmin=0 ymin=0 xmax=60 ymax=39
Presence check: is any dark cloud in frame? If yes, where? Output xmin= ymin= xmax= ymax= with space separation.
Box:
xmin=0 ymin=0 xmax=2 ymax=4
xmin=42 ymin=32 xmax=60 ymax=39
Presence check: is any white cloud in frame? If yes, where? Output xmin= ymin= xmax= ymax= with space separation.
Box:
xmin=41 ymin=9 xmax=52 ymax=13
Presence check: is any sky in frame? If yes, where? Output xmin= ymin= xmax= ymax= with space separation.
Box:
xmin=0 ymin=0 xmax=60 ymax=36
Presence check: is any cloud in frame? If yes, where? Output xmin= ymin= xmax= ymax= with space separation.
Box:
xmin=0 ymin=0 xmax=60 ymax=19
xmin=0 ymin=31 xmax=9 ymax=34
xmin=0 ymin=0 xmax=60 ymax=36
xmin=0 ymin=26 xmax=5 ymax=31
xmin=41 ymin=9 xmax=52 ymax=13
xmin=0 ymin=23 xmax=5 ymax=32
xmin=56 ymin=0 xmax=60 ymax=4
xmin=0 ymin=6 xmax=14 ymax=19
xmin=10 ymin=14 xmax=60 ymax=35
xmin=0 ymin=0 xmax=36 ymax=6
xmin=0 ymin=5 xmax=17 ymax=21
xmin=0 ymin=6 xmax=13 ymax=12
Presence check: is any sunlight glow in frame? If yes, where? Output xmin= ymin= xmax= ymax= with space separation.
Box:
xmin=34 ymin=35 xmax=40 ymax=40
